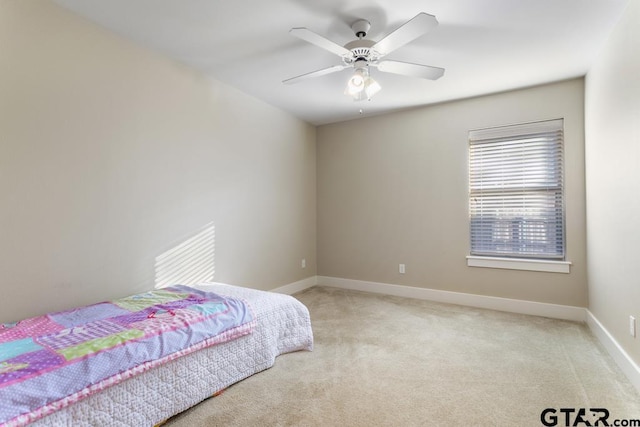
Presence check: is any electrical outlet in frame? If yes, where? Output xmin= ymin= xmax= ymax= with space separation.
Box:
xmin=301 ymin=258 xmax=306 ymax=269
xmin=399 ymin=264 xmax=405 ymax=274
xmin=630 ymin=316 xmax=636 ymax=338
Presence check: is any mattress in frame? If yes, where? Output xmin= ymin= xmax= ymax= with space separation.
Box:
xmin=26 ymin=283 xmax=313 ymax=427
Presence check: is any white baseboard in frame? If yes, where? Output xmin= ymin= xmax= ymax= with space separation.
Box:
xmin=270 ymin=276 xmax=318 ymax=295
xmin=317 ymin=276 xmax=586 ymax=322
xmin=586 ymin=310 xmax=640 ymax=394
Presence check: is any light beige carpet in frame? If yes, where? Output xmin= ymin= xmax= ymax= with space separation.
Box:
xmin=165 ymin=286 xmax=640 ymax=426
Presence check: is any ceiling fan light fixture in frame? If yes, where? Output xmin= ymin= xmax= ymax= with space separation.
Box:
xmin=345 ymin=68 xmax=366 ymax=95
xmin=345 ymin=66 xmax=380 ymax=101
xmin=364 ymin=76 xmax=381 ymax=99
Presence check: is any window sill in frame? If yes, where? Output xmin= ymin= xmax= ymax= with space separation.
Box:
xmin=466 ymin=256 xmax=571 ymax=274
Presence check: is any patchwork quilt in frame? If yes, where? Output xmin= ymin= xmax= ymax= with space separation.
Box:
xmin=0 ymin=286 xmax=255 ymax=426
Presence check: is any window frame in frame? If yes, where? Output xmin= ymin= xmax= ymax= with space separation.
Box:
xmin=467 ymin=119 xmax=571 ymax=274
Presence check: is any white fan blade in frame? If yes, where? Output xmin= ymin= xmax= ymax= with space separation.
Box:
xmin=283 ymin=64 xmax=349 ymax=85
xmin=290 ymin=28 xmax=351 ymax=57
xmin=372 ymin=13 xmax=438 ymax=57
xmin=377 ymin=60 xmax=444 ymax=80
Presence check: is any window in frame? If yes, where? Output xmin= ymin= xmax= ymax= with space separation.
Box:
xmin=468 ymin=119 xmax=566 ymax=268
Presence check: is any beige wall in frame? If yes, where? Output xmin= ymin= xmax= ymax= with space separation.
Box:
xmin=0 ymin=0 xmax=316 ymax=323
xmin=585 ymin=0 xmax=640 ymax=365
xmin=317 ymin=79 xmax=587 ymax=307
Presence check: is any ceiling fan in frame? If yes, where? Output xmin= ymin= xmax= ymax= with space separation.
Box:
xmin=283 ymin=12 xmax=445 ymax=101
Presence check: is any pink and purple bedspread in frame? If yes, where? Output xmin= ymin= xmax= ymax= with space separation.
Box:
xmin=0 ymin=285 xmax=255 ymax=426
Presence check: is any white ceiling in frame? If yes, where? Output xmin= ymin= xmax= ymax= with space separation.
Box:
xmin=53 ymin=0 xmax=628 ymax=125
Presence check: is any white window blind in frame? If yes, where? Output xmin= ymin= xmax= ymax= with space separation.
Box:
xmin=469 ymin=119 xmax=565 ymax=260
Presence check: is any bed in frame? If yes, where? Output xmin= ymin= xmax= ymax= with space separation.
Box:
xmin=0 ymin=283 xmax=313 ymax=427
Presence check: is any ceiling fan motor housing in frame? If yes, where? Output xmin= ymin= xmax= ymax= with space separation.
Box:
xmin=343 ymin=39 xmax=377 ymax=65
